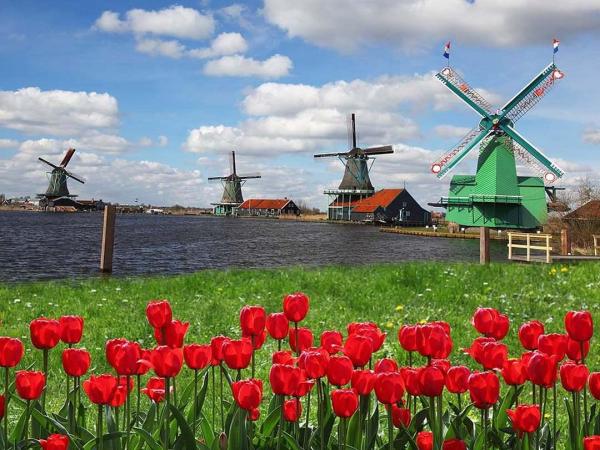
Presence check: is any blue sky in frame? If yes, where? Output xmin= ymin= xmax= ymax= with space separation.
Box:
xmin=1 ymin=0 xmax=599 ymax=208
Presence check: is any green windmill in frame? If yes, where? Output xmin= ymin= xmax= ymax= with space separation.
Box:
xmin=431 ymin=60 xmax=565 ymax=229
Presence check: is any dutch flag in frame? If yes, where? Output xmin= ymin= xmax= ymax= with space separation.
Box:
xmin=553 ymin=39 xmax=560 ymax=54
xmin=443 ymin=41 xmax=451 ymax=59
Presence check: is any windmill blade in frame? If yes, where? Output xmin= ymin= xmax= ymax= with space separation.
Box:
xmin=314 ymin=151 xmax=348 ymax=158
xmin=60 ymin=148 xmax=76 ymax=167
xmin=230 ymin=151 xmax=236 ymax=176
xmin=500 ymin=124 xmax=564 ymax=182
xmin=38 ymin=157 xmax=60 ymax=170
xmin=500 ymin=63 xmax=563 ymax=122
xmin=65 ymin=170 xmax=85 ymax=184
xmin=238 ymin=174 xmax=261 ymax=179
xmin=436 ymin=67 xmax=493 ymax=118
xmin=431 ymin=124 xmax=493 ymax=179
xmin=363 ymin=145 xmax=394 ymax=155
xmin=208 ymin=176 xmax=227 ymax=181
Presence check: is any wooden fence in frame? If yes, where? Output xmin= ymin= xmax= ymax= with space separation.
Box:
xmin=507 ymin=232 xmax=552 ymax=263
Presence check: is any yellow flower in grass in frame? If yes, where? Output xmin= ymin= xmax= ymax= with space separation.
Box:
xmin=395 ymin=305 xmax=404 ymax=312
xmin=549 ymin=268 xmax=557 ymax=275
xmin=418 ymin=319 xmax=427 ymax=324
xmin=385 ymin=321 xmax=394 ymax=329
xmin=560 ymin=267 xmax=569 ymax=273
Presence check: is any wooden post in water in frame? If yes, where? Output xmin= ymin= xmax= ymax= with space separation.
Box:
xmin=480 ymin=227 xmax=490 ymax=265
xmin=560 ymin=228 xmax=571 ymax=256
xmin=100 ymin=204 xmax=116 ymax=273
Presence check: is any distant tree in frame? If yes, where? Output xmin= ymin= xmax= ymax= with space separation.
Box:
xmin=295 ymin=199 xmax=321 ymax=215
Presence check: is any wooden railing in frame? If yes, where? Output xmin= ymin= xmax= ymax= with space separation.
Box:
xmin=507 ymin=232 xmax=552 ymax=263
xmin=594 ymin=235 xmax=600 ymax=256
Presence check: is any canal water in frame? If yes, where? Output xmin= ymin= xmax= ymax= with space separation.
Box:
xmin=0 ymin=211 xmax=505 ymax=282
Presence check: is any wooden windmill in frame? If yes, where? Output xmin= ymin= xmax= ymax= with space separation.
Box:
xmin=37 ymin=148 xmax=85 ymax=207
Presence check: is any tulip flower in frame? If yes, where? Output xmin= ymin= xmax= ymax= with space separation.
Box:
xmin=527 ymin=351 xmax=559 ymax=387
xmin=320 ymin=330 xmax=343 ymax=354
xmin=374 ymin=358 xmax=398 ymax=374
xmin=111 ymin=340 xmax=142 ymax=376
xmin=326 ymin=355 xmax=353 ymax=386
xmin=416 ymin=431 xmax=434 ymax=450
xmin=142 ymin=377 xmax=166 ymax=403
xmin=184 ymin=344 xmax=212 ymax=370
xmin=398 ymin=325 xmax=418 ymax=353
xmin=468 ymin=371 xmax=500 ymax=409
xmin=390 ymin=404 xmax=411 ymax=428
xmin=538 ymin=333 xmax=568 ymax=360
xmin=351 ymin=322 xmax=387 ymax=352
xmin=62 ymin=348 xmax=91 ymax=378
xmin=374 ymin=371 xmax=405 ymax=404
xmin=145 ymin=300 xmax=172 ymax=329
xmin=156 ymin=320 xmax=189 ymax=348
xmin=240 ymin=305 xmax=266 ymax=337
xmin=472 ymin=307 xmax=500 ymax=336
xmin=59 ymin=315 xmax=84 ymax=344
xmin=446 ymin=365 xmax=470 ymax=394
xmin=15 ymin=370 xmax=45 ymax=400
xmin=210 ymin=335 xmax=230 ymax=366
xmin=584 ymin=436 xmax=600 ymax=450
xmin=565 ymin=310 xmax=593 ymax=342
xmin=266 ymin=313 xmax=289 ymax=342
xmin=502 ymin=358 xmax=527 ymax=386
xmin=518 ymin=320 xmax=544 ymax=350
xmin=283 ymin=292 xmax=310 ymax=323
xmin=288 ymin=327 xmax=313 ymax=354
xmin=0 ymin=337 xmax=24 ymax=368
xmin=272 ymin=350 xmax=295 ymax=366
xmin=30 ymin=318 xmax=61 ymax=350
xmin=560 ymin=362 xmax=589 ymax=392
xmin=442 ymin=439 xmax=467 ymax=450
xmin=343 ymin=334 xmax=373 ymax=368
xmin=38 ymin=433 xmax=69 ymax=450
xmin=105 ymin=338 xmax=128 ymax=368
xmin=418 ymin=365 xmax=445 ymax=397
xmin=401 ymin=367 xmax=421 ymax=396
xmin=270 ymin=364 xmax=301 ymax=396
xmin=507 ymin=404 xmax=541 ymax=436
xmin=463 ymin=336 xmax=496 ymax=365
xmin=232 ymin=379 xmax=262 ymax=411
xmin=299 ymin=348 xmax=330 ymax=379
xmin=479 ymin=341 xmax=508 ymax=370
xmin=83 ymin=374 xmax=118 ymax=405
xmin=431 ymin=359 xmax=451 ymax=374
xmin=589 ymin=372 xmax=600 ymax=400
xmin=416 ymin=323 xmax=452 ymax=359
xmin=283 ymin=398 xmax=302 ymax=422
xmin=566 ymin=337 xmax=590 ymax=362
xmin=331 ymin=389 xmax=358 ymax=418
xmin=222 ymin=338 xmax=253 ymax=371
xmin=351 ymin=369 xmax=376 ymax=395
xmin=150 ymin=346 xmax=183 ymax=378
xmin=109 ymin=384 xmax=127 ymax=408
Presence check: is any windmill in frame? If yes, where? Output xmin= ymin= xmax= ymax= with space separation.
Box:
xmin=430 ymin=59 xmax=565 ymax=229
xmin=208 ymin=151 xmax=261 ymax=216
xmin=37 ymin=148 xmax=85 ymax=207
xmin=314 ymin=113 xmax=394 ymax=220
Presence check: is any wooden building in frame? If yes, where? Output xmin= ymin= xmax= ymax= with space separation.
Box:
xmin=237 ymin=198 xmax=300 ymax=217
xmin=348 ymin=189 xmax=431 ymax=225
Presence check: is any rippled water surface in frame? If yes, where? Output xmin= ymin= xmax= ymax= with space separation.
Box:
xmin=0 ymin=211 xmax=506 ymax=282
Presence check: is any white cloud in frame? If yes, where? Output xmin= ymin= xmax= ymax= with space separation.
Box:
xmin=0 ymin=87 xmax=119 ymax=136
xmin=95 ymin=6 xmax=214 ymax=40
xmin=264 ymin=0 xmax=600 ymax=52
xmin=0 ymin=139 xmax=18 ymax=149
xmin=583 ymin=128 xmax=600 ymax=144
xmin=203 ymin=54 xmax=292 ymax=79
xmin=434 ymin=125 xmax=472 ymax=139
xmin=158 ymin=135 xmax=169 ymax=146
xmin=188 ymin=32 xmax=248 ymax=59
xmin=135 ymin=38 xmax=186 ymax=58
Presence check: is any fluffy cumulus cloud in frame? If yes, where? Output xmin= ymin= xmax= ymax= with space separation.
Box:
xmin=0 ymin=139 xmax=18 ymax=149
xmin=434 ymin=125 xmax=472 ymax=139
xmin=583 ymin=128 xmax=600 ymax=144
xmin=135 ymin=38 xmax=186 ymax=58
xmin=188 ymin=32 xmax=248 ymax=59
xmin=203 ymin=54 xmax=292 ymax=78
xmin=263 ymin=0 xmax=600 ymax=52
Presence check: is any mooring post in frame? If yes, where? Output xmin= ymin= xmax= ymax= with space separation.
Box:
xmin=480 ymin=227 xmax=490 ymax=265
xmin=100 ymin=204 xmax=116 ymax=273
xmin=560 ymin=228 xmax=571 ymax=256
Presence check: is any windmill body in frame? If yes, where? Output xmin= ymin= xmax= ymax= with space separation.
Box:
xmin=208 ymin=151 xmax=261 ymax=216
xmin=37 ymin=148 xmax=86 ymax=207
xmin=315 ymin=113 xmax=394 ymax=220
xmin=431 ymin=62 xmax=565 ymax=229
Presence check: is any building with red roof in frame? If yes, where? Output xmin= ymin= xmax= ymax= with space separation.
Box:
xmin=237 ymin=198 xmax=300 ymax=217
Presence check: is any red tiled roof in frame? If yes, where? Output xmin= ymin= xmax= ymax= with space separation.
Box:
xmin=239 ymin=199 xmax=291 ymax=210
xmin=563 ymin=200 xmax=600 ymax=219
xmin=350 ymin=189 xmax=404 ymax=213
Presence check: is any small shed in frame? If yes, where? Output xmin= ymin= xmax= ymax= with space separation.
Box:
xmin=350 ymin=189 xmax=432 ymax=225
xmin=563 ymin=200 xmax=600 ymax=248
xmin=237 ymin=198 xmax=300 ymax=217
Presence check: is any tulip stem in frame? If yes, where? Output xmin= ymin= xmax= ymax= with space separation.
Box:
xmin=24 ymin=400 xmax=30 ymax=442
xmin=219 ymin=366 xmax=224 ymax=431
xmin=251 ymin=336 xmax=255 ymax=379
xmin=294 ymin=323 xmax=299 ymax=357
xmin=483 ymin=408 xmax=489 ymax=450
xmin=211 ymin=366 xmax=216 ymax=432
xmin=365 ymin=394 xmax=370 ymax=450
xmin=304 ymin=390 xmax=311 ymax=450
xmin=164 ymin=377 xmax=170 ymax=450
xmin=581 ymin=342 xmax=589 ymax=436
xmin=387 ymin=406 xmax=393 ymax=450
xmin=4 ymin=367 xmax=8 ymax=447
xmin=342 ymin=417 xmax=348 ymax=450
xmin=126 ymin=375 xmax=131 ymax=450
xmin=98 ymin=404 xmax=104 ymax=450
xmin=277 ymin=340 xmax=282 ymax=352
xmin=514 ymin=385 xmax=519 ymax=406
xmin=553 ymin=383 xmax=557 ymax=445
xmin=277 ymin=395 xmax=283 ymax=450
xmin=437 ymin=395 xmax=443 ymax=450
xmin=193 ymin=369 xmax=198 ymax=436
xmin=136 ymin=374 xmax=141 ymax=425
xmin=317 ymin=379 xmax=324 ymax=450
xmin=42 ymin=349 xmax=48 ymax=413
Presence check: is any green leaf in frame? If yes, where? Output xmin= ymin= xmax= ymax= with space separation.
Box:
xmin=227 ymin=407 xmax=247 ymax=450
xmin=365 ymin=403 xmax=379 ymax=450
xmin=199 ymin=412 xmax=215 ymax=448
xmin=259 ymin=404 xmax=280 ymax=438
xmin=169 ymin=403 xmax=198 ymax=450
xmin=132 ymin=427 xmax=162 ymax=450
xmin=493 ymin=386 xmax=518 ymax=431
xmin=282 ymin=431 xmax=302 ymax=450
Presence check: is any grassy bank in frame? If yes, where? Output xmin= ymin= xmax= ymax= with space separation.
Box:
xmin=0 ymin=262 xmax=599 ymax=412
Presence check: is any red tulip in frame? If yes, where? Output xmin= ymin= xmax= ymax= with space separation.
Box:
xmin=374 ymin=358 xmax=398 ymax=374
xmin=320 ymin=330 xmax=343 ymax=354
xmin=83 ymin=374 xmax=118 ymax=405
xmin=418 ymin=365 xmax=445 ymax=397
xmin=443 ymin=439 xmax=467 ymax=450
xmin=283 ymin=398 xmax=302 ymax=422
xmin=299 ymin=348 xmax=330 ymax=379
xmin=518 ymin=321 xmax=544 ymax=350
xmin=565 ymin=310 xmax=593 ymax=342
xmin=59 ymin=316 xmax=84 ymax=344
xmin=156 ymin=320 xmax=189 ymax=348
xmin=390 ymin=404 xmax=411 ymax=428
xmin=210 ymin=336 xmax=230 ymax=366
xmin=468 ymin=371 xmax=500 ymax=409
xmin=244 ymin=329 xmax=266 ymax=350
xmin=401 ymin=367 xmax=421 ymax=396
xmin=538 ymin=334 xmax=567 ymax=360
xmin=240 ymin=305 xmax=266 ymax=337
xmin=351 ymin=369 xmax=376 ymax=395
xmin=343 ymin=334 xmax=373 ymax=368
xmin=111 ymin=340 xmax=142 ymax=376
xmin=15 ymin=370 xmax=45 ymax=400
xmin=374 ymin=371 xmax=405 ymax=404
xmin=222 ymin=338 xmax=253 ymax=370
xmin=527 ymin=351 xmax=559 ymax=387
xmin=39 ymin=434 xmax=69 ymax=450
xmin=0 ymin=337 xmax=24 ymax=367
xmin=105 ymin=338 xmax=127 ymax=368
xmin=248 ymin=408 xmax=260 ymax=421
xmin=150 ymin=346 xmax=183 ymax=378
xmin=232 ymin=379 xmax=262 ymax=411
xmin=490 ymin=313 xmax=510 ymax=340
xmin=331 ymin=389 xmax=358 ymax=418
xmin=416 ymin=431 xmax=433 ymax=450
xmin=398 ymin=325 xmax=418 ymax=352
xmin=287 ymin=326 xmax=312 ymax=353
xmin=30 ymin=318 xmax=60 ymax=350
xmin=502 ymin=358 xmax=527 ymax=386
xmin=472 ymin=308 xmax=500 ymax=336
xmin=507 ymin=404 xmax=541 ymax=435
xmin=270 ymin=364 xmax=301 ymax=396
xmin=351 ymin=323 xmax=386 ymax=352
xmin=109 ymin=385 xmax=127 ymax=408
xmin=584 ymin=436 xmax=600 ymax=450
xmin=589 ymin=372 xmax=600 ymax=400
xmin=145 ymin=300 xmax=172 ymax=329
xmin=62 ymin=348 xmax=91 ymax=378
xmin=266 ymin=313 xmax=289 ymax=340
xmin=566 ymin=337 xmax=590 ymax=362
xmin=326 ymin=355 xmax=353 ymax=386
xmin=183 ymin=344 xmax=211 ymax=370
xmin=142 ymin=377 xmax=166 ymax=403
xmin=416 ymin=323 xmax=452 ymax=359
xmin=463 ymin=336 xmax=496 ymax=365
xmin=560 ymin=362 xmax=589 ymax=392
xmin=479 ymin=341 xmax=508 ymax=371
xmin=283 ymin=292 xmax=309 ymax=323
xmin=446 ymin=366 xmax=470 ymax=394
xmin=272 ymin=350 xmax=295 ymax=366
xmin=118 ymin=375 xmax=135 ymax=394
xmin=431 ymin=359 xmax=451 ymax=374
xmin=294 ymin=376 xmax=315 ymax=397
xmin=136 ymin=349 xmax=152 ymax=376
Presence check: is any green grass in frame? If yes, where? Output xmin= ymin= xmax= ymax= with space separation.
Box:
xmin=0 ymin=262 xmax=599 ymax=419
